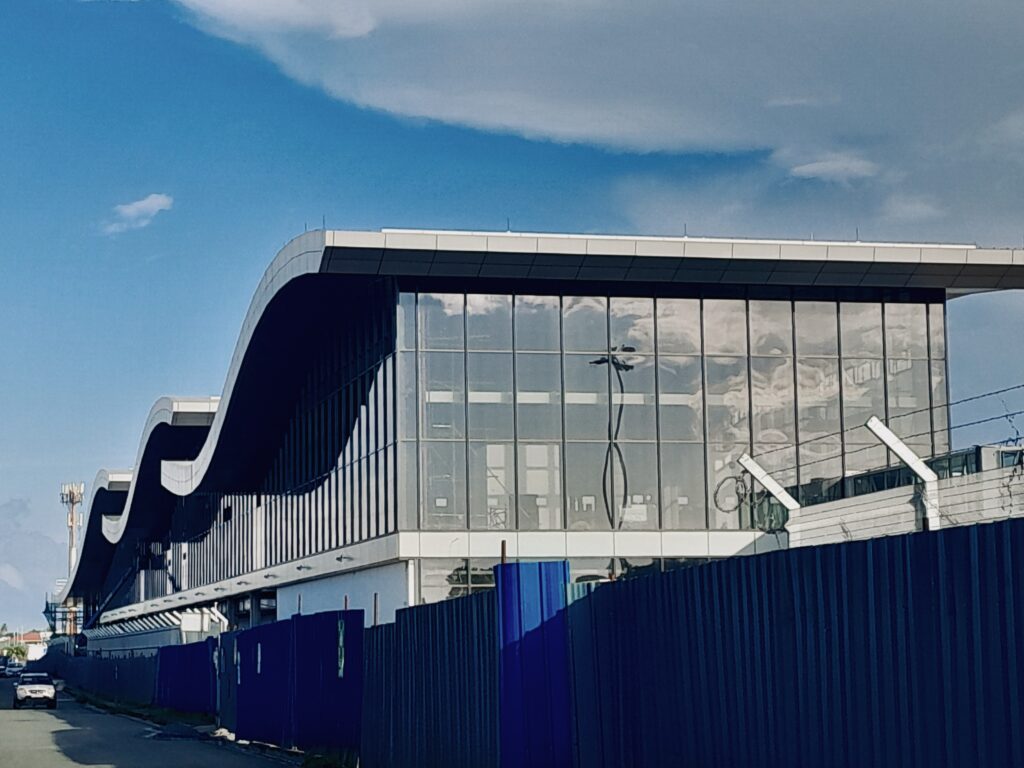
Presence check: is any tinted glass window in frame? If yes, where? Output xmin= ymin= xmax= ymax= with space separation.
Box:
xmin=466 ymin=294 xmax=512 ymax=351
xmin=517 ymin=443 xmax=563 ymax=530
xmin=514 ymin=296 xmax=561 ymax=351
xmin=563 ymin=296 xmax=608 ymax=352
xmin=885 ymin=304 xmax=928 ymax=359
xmin=795 ymin=301 xmax=838 ymax=356
xmin=469 ymin=442 xmax=514 ymax=530
xmin=840 ymin=302 xmax=883 ymax=358
xmin=703 ymin=300 xmax=747 ymax=355
xmin=660 ymin=442 xmax=706 ymax=529
xmin=566 ymin=442 xmax=612 ymax=530
xmin=418 ymin=293 xmax=464 ymax=350
xmin=750 ymin=356 xmax=795 ymax=443
xmin=515 ymin=353 xmax=562 ymax=440
xmin=656 ymin=298 xmax=701 ymax=354
xmin=564 ymin=354 xmax=610 ymax=440
xmin=658 ymin=356 xmax=703 ymax=441
xmin=610 ymin=297 xmax=655 ymax=352
xmin=749 ymin=300 xmax=792 ymax=356
xmin=467 ymin=352 xmax=513 ymax=439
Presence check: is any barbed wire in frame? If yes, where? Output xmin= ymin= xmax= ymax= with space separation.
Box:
xmin=750 ymin=382 xmax=1024 ymax=462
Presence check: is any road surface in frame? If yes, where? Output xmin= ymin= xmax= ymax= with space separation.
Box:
xmin=1 ymin=682 xmax=281 ymax=768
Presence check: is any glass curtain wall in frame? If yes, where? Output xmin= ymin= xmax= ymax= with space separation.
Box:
xmin=398 ymin=290 xmax=948 ymax=533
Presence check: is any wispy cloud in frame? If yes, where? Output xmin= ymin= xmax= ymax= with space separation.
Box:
xmin=102 ymin=193 xmax=173 ymax=235
xmin=789 ymin=153 xmax=880 ymax=183
xmin=166 ymin=0 xmax=1024 ymax=245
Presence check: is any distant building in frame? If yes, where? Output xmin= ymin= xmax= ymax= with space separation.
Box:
xmin=53 ymin=230 xmax=1024 ymax=653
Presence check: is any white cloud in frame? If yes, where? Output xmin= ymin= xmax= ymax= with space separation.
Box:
xmin=103 ymin=193 xmax=174 ymax=235
xmin=882 ymin=194 xmax=944 ymax=223
xmin=789 ymin=153 xmax=880 ymax=183
xmin=166 ymin=0 xmax=1024 ymax=244
xmin=0 ymin=564 xmax=25 ymax=591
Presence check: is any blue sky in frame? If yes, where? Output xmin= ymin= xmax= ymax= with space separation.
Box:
xmin=1 ymin=0 xmax=1022 ymax=628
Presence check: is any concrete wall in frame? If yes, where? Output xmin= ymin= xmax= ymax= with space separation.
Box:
xmin=276 ymin=561 xmax=411 ymax=627
xmin=789 ymin=464 xmax=1024 ymax=547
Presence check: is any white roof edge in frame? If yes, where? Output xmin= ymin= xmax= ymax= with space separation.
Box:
xmin=375 ymin=227 xmax=980 ymax=250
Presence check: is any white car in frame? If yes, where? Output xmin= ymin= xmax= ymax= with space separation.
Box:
xmin=12 ymin=673 xmax=56 ymax=709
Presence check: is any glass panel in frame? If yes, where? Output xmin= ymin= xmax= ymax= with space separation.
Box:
xmin=656 ymin=298 xmax=701 ymax=354
xmin=420 ymin=352 xmax=465 ymax=440
xmin=795 ymin=301 xmax=838 ymax=356
xmin=797 ymin=358 xmax=841 ymax=439
xmin=799 ymin=439 xmax=843 ymax=505
xmin=929 ymin=303 xmax=946 ymax=359
xmin=421 ymin=441 xmax=466 ymax=530
xmin=570 ymin=558 xmax=614 ymax=584
xmin=885 ymin=303 xmax=928 ymax=359
xmin=398 ymin=292 xmax=416 ymax=351
xmin=419 ymin=558 xmax=468 ymax=603
xmin=750 ymin=444 xmax=797 ymax=491
xmin=615 ymin=442 xmax=658 ymax=530
xmin=469 ymin=442 xmax=514 ymax=530
xmin=931 ymin=361 xmax=949 ymax=455
xmin=707 ymin=442 xmax=748 ymax=530
xmin=564 ymin=354 xmax=610 ymax=440
xmin=418 ymin=292 xmax=464 ymax=350
xmin=610 ymin=354 xmax=656 ymax=441
xmin=887 ymin=359 xmax=932 ymax=448
xmin=705 ymin=356 xmax=749 ymax=443
xmin=844 ymin=444 xmax=889 ymax=475
xmin=467 ymin=352 xmax=513 ymax=439
xmin=750 ymin=357 xmax=795 ymax=443
xmin=517 ymin=443 xmax=563 ymax=530
xmin=749 ymin=300 xmax=793 ymax=356
xmin=840 ymin=302 xmax=883 ymax=358
xmin=660 ymin=442 xmax=707 ymax=529
xmin=842 ymin=358 xmax=886 ymax=449
xmin=468 ymin=558 xmax=498 ymax=592
xmin=658 ymin=356 xmax=703 ymax=442
xmin=566 ymin=442 xmax=612 ymax=530
xmin=515 ymin=353 xmax=563 ymax=441
xmin=610 ymin=297 xmax=655 ymax=352
xmin=563 ymin=296 xmax=608 ymax=352
xmin=514 ymin=296 xmax=561 ymax=351
xmin=466 ymin=294 xmax=512 ymax=351
xmin=703 ymin=299 xmax=747 ymax=355
xmin=619 ymin=557 xmax=660 ymax=579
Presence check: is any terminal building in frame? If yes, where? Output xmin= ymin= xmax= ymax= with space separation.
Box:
xmin=52 ymin=230 xmax=1024 ymax=651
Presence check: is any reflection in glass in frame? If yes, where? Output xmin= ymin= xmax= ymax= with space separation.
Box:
xmin=798 ymin=439 xmax=843 ymax=505
xmin=751 ymin=444 xmax=797 ymax=491
xmin=517 ymin=443 xmax=562 ymax=530
xmin=797 ymin=358 xmax=841 ymax=439
xmin=468 ymin=558 xmax=499 ymax=592
xmin=840 ymin=303 xmax=883 ymax=358
xmin=795 ymin=301 xmax=838 ymax=356
xmin=931 ymin=361 xmax=949 ymax=454
xmin=750 ymin=357 xmax=795 ymax=443
xmin=469 ymin=442 xmax=514 ymax=530
xmin=420 ymin=352 xmax=465 ymax=439
xmin=609 ymin=354 xmax=656 ymax=441
xmin=514 ymin=296 xmax=561 ymax=351
xmin=610 ymin=297 xmax=655 ymax=352
xmin=563 ymin=296 xmax=608 ymax=352
xmin=705 ymin=356 xmax=749 ymax=442
xmin=703 ymin=299 xmax=747 ymax=355
xmin=887 ymin=359 xmax=932 ymax=451
xmin=660 ymin=442 xmax=707 ymax=529
xmin=398 ymin=292 xmax=416 ymax=351
xmin=656 ymin=298 xmax=701 ymax=354
xmin=418 ymin=293 xmax=464 ymax=350
xmin=885 ymin=304 xmax=928 ymax=359
xmin=466 ymin=294 xmax=512 ymax=350
xmin=619 ymin=557 xmax=659 ymax=579
xmin=569 ymin=558 xmax=613 ymax=584
xmin=929 ymin=304 xmax=946 ymax=359
xmin=419 ymin=558 xmax=468 ymax=603
xmin=467 ymin=352 xmax=513 ymax=439
xmin=615 ymin=442 xmax=658 ymax=530
xmin=398 ymin=352 xmax=417 ymax=440
xmin=658 ymin=356 xmax=703 ymax=441
xmin=564 ymin=354 xmax=610 ymax=440
xmin=842 ymin=358 xmax=886 ymax=449
xmin=566 ymin=442 xmax=611 ymax=530
xmin=749 ymin=300 xmax=793 ymax=356
xmin=421 ymin=441 xmax=466 ymax=529
xmin=707 ymin=442 xmax=748 ymax=530
xmin=515 ymin=353 xmax=562 ymax=440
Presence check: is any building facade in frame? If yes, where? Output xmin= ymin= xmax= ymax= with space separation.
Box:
xmin=54 ymin=230 xmax=1024 ymax=645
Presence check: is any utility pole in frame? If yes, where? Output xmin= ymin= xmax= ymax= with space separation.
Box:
xmin=60 ymin=482 xmax=85 ymax=635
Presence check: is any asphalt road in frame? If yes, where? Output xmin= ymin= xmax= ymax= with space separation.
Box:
xmin=0 ymin=681 xmax=281 ymax=768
